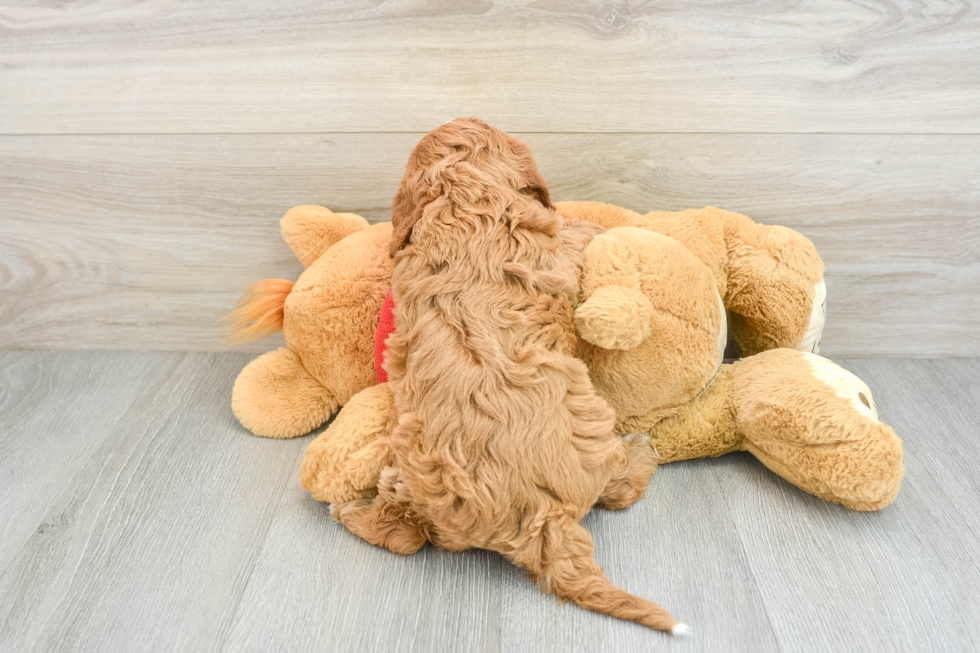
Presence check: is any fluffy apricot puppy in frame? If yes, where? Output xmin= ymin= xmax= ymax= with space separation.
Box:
xmin=330 ymin=119 xmax=683 ymax=633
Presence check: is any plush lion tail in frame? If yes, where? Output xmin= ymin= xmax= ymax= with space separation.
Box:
xmin=512 ymin=513 xmax=686 ymax=635
xmin=224 ymin=279 xmax=294 ymax=345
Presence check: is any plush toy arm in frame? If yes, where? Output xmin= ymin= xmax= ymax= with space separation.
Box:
xmin=280 ymin=205 xmax=370 ymax=267
xmin=632 ymin=206 xmax=826 ymax=356
xmin=556 ymin=200 xmax=643 ymax=230
xmin=574 ymin=228 xmax=664 ymax=351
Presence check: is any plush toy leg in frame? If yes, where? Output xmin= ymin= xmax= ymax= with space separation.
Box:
xmin=554 ymin=200 xmax=644 ymax=230
xmin=232 ymin=347 xmax=338 ymax=439
xmin=721 ymin=212 xmax=826 ymax=356
xmin=646 ymin=349 xmax=903 ymax=510
xmin=641 ymin=365 xmax=742 ymax=464
xmin=299 ymin=383 xmax=395 ymax=504
xmin=732 ymin=349 xmax=904 ymax=510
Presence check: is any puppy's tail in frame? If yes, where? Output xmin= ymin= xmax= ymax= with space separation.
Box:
xmin=511 ymin=512 xmax=685 ymax=634
xmin=223 ymin=278 xmax=294 ymax=345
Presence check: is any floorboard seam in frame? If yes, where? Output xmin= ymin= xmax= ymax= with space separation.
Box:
xmin=25 ymin=354 xmax=193 ymax=650
xmin=0 ymin=353 xmax=183 ymax=582
xmin=708 ymin=464 xmax=784 ymax=653
xmin=212 ymin=441 xmax=308 ymax=653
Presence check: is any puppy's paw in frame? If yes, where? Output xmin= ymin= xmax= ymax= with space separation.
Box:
xmin=330 ymin=497 xmax=371 ymax=523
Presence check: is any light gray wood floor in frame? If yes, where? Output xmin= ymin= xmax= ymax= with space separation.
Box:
xmin=1 ymin=352 xmax=977 ymax=652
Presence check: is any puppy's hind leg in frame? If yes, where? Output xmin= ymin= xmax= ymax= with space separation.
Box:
xmin=332 ymin=468 xmax=426 ymax=555
xmin=597 ymin=434 xmax=658 ymax=510
xmin=332 ymin=498 xmax=426 ymax=555
xmin=508 ymin=511 xmax=682 ymax=633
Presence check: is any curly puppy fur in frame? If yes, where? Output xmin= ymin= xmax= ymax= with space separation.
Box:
xmin=331 ymin=118 xmax=678 ymax=632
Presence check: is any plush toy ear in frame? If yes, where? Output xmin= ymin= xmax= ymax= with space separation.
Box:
xmin=574 ymin=285 xmax=654 ymax=350
xmin=280 ymin=206 xmax=369 ymax=267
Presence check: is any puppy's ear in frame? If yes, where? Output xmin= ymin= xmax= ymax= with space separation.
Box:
xmin=524 ymin=166 xmax=555 ymax=210
xmin=511 ymin=139 xmax=555 ymax=210
xmin=388 ymin=182 xmax=422 ymax=257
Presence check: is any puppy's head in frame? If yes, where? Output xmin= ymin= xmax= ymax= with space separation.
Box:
xmin=389 ymin=117 xmax=554 ymax=256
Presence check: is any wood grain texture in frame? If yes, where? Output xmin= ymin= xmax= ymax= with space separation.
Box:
xmin=1 ymin=1 xmax=979 ymax=134
xmin=0 ymin=352 xmax=307 ymax=652
xmin=1 ymin=133 xmax=977 ymax=356
xmin=223 ymin=474 xmax=510 ymax=652
xmin=225 ymin=455 xmax=779 ymax=652
xmin=1 ymin=353 xmax=978 ymax=652
xmin=0 ymin=351 xmax=179 ymax=571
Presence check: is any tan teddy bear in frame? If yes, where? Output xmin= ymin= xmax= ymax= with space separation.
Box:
xmin=230 ymin=202 xmax=902 ymax=511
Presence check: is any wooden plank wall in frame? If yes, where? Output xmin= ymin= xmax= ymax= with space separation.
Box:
xmin=1 ymin=1 xmax=978 ymax=357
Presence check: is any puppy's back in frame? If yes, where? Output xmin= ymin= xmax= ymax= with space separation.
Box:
xmin=386 ymin=206 xmax=611 ymax=532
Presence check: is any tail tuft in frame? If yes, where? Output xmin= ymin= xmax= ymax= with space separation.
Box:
xmin=223 ymin=279 xmax=294 ymax=345
xmin=513 ymin=515 xmax=680 ymax=633
xmin=671 ymin=623 xmax=692 ymax=637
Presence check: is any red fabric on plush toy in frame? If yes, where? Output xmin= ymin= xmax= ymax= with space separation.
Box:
xmin=374 ymin=290 xmax=396 ymax=383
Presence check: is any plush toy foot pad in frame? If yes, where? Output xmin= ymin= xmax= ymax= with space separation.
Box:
xmin=232 ymin=347 xmax=338 ymax=438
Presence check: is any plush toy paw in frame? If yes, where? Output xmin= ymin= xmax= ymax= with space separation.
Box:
xmin=722 ymin=213 xmax=825 ymax=357
xmin=733 ymin=349 xmax=903 ymax=511
xmin=576 ymin=227 xmax=727 ymax=421
xmin=299 ymin=383 xmax=395 ymax=504
xmin=232 ymin=348 xmax=338 ymax=438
